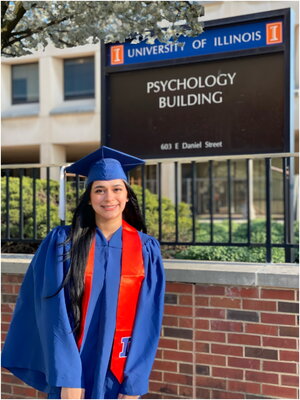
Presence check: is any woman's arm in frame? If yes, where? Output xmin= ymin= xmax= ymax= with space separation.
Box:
xmin=2 ymin=227 xmax=84 ymax=392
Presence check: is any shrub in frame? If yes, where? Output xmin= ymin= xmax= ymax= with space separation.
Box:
xmin=1 ymin=176 xmax=85 ymax=241
xmin=1 ymin=178 xmax=192 ymax=251
xmin=2 ymin=177 xmax=298 ymax=262
xmin=131 ymin=184 xmax=192 ymax=242
xmin=174 ymin=220 xmax=299 ymax=263
xmin=1 ymin=176 xmax=60 ymax=239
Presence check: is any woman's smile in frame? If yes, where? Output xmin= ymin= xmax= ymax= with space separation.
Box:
xmin=101 ymin=204 xmax=119 ymax=211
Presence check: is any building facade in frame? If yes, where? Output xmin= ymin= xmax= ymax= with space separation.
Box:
xmin=1 ymin=1 xmax=299 ymax=218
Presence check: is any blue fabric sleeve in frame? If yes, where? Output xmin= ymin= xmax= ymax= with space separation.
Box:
xmin=1 ymin=226 xmax=84 ymax=393
xmin=119 ymin=237 xmax=165 ymax=396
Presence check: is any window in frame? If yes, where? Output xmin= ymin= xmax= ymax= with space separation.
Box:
xmin=64 ymin=56 xmax=95 ymax=100
xmin=12 ymin=63 xmax=39 ymax=104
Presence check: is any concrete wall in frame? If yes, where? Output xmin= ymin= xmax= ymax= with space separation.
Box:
xmin=1 ymin=257 xmax=299 ymax=399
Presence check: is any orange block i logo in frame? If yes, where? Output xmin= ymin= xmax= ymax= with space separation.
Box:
xmin=266 ymin=22 xmax=283 ymax=45
xmin=111 ymin=45 xmax=124 ymax=65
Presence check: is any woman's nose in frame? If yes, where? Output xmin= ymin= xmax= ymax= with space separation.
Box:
xmin=104 ymin=189 xmax=114 ymax=201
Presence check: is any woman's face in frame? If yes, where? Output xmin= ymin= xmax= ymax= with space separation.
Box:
xmin=90 ymin=179 xmax=128 ymax=223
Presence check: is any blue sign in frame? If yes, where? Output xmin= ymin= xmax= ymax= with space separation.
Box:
xmin=107 ymin=19 xmax=284 ymax=66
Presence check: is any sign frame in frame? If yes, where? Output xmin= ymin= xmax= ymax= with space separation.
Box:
xmin=101 ymin=8 xmax=293 ymax=159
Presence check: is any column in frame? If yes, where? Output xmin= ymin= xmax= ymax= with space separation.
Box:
xmin=39 ymin=143 xmax=66 ymax=180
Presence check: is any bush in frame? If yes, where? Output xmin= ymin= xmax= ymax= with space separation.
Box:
xmin=1 ymin=176 xmax=60 ymax=239
xmin=174 ymin=220 xmax=299 ymax=263
xmin=1 ymin=178 xmax=193 ymax=252
xmin=2 ymin=177 xmax=298 ymax=262
xmin=131 ymin=184 xmax=192 ymax=242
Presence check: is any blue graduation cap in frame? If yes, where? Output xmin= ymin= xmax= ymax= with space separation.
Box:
xmin=65 ymin=146 xmax=145 ymax=185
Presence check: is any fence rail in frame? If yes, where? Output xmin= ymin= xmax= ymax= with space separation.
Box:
xmin=1 ymin=153 xmax=299 ymax=263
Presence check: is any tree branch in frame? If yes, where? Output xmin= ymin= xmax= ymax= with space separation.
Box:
xmin=1 ymin=2 xmax=28 ymax=50
xmin=12 ymin=14 xmax=71 ymax=37
xmin=49 ymin=32 xmax=73 ymax=47
xmin=4 ymin=14 xmax=72 ymax=48
xmin=1 ymin=1 xmax=9 ymax=25
xmin=1 ymin=1 xmax=205 ymax=57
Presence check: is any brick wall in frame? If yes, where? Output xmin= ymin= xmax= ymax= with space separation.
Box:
xmin=148 ymin=283 xmax=299 ymax=399
xmin=2 ymin=274 xmax=299 ymax=399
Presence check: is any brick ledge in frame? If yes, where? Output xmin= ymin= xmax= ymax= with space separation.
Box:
xmin=164 ymin=259 xmax=299 ymax=288
xmin=1 ymin=254 xmax=299 ymax=289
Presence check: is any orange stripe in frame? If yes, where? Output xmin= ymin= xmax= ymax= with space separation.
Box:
xmin=110 ymin=220 xmax=145 ymax=383
xmin=77 ymin=237 xmax=96 ymax=350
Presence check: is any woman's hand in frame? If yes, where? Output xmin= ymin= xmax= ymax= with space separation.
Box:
xmin=118 ymin=394 xmax=140 ymax=399
xmin=61 ymin=387 xmax=85 ymax=399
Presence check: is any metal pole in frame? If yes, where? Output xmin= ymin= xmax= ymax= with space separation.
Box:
xmin=227 ymin=160 xmax=232 ymax=243
xmin=32 ymin=168 xmax=37 ymax=240
xmin=175 ymin=162 xmax=179 ymax=242
xmin=158 ymin=163 xmax=162 ymax=241
xmin=46 ymin=167 xmax=50 ymax=233
xmin=265 ymin=158 xmax=272 ymax=263
xmin=246 ymin=160 xmax=251 ymax=244
xmin=209 ymin=160 xmax=214 ymax=243
xmin=141 ymin=164 xmax=146 ymax=223
xmin=59 ymin=166 xmax=66 ymax=225
xmin=191 ymin=161 xmax=196 ymax=243
xmin=5 ymin=169 xmax=10 ymax=240
xmin=19 ymin=168 xmax=24 ymax=239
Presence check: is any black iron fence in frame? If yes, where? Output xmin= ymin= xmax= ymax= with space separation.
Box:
xmin=1 ymin=153 xmax=299 ymax=263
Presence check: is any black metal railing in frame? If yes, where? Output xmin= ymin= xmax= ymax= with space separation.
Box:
xmin=1 ymin=154 xmax=298 ymax=263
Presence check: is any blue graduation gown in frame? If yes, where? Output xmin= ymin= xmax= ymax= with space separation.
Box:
xmin=2 ymin=225 xmax=165 ymax=399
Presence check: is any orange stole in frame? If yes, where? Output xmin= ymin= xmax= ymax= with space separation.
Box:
xmin=76 ymin=221 xmax=145 ymax=384
xmin=110 ymin=220 xmax=145 ymax=383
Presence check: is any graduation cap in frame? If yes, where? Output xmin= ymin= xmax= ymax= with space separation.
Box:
xmin=65 ymin=146 xmax=145 ymax=185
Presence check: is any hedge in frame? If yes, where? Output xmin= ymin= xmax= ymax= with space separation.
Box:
xmin=1 ymin=176 xmax=298 ymax=263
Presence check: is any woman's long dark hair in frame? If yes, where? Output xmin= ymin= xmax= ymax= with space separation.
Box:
xmin=59 ymin=181 xmax=147 ymax=336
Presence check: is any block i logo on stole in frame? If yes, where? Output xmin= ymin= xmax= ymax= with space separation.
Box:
xmin=111 ymin=45 xmax=124 ymax=65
